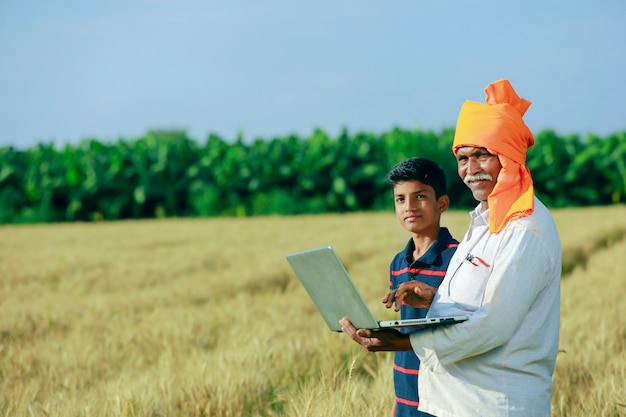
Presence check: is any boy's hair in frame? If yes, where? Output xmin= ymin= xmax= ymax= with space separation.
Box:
xmin=387 ymin=158 xmax=448 ymax=198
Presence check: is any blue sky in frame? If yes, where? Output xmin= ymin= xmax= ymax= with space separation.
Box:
xmin=1 ymin=0 xmax=625 ymax=149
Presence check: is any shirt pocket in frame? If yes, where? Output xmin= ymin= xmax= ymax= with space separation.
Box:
xmin=448 ymin=263 xmax=491 ymax=311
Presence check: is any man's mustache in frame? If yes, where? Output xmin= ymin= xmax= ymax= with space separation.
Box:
xmin=464 ymin=173 xmax=494 ymax=185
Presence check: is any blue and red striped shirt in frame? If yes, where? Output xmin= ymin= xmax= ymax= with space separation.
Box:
xmin=390 ymin=227 xmax=458 ymax=417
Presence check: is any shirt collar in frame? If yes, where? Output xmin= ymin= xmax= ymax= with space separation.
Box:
xmin=405 ymin=227 xmax=455 ymax=266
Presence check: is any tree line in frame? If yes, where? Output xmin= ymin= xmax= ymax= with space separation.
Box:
xmin=0 ymin=128 xmax=624 ymax=224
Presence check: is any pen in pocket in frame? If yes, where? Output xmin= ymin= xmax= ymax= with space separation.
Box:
xmin=466 ymin=254 xmax=490 ymax=267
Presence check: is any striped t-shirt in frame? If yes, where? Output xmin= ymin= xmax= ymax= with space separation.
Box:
xmin=389 ymin=227 xmax=458 ymax=417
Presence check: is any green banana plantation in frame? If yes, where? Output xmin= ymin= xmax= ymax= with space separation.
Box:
xmin=1 ymin=128 xmax=624 ymax=223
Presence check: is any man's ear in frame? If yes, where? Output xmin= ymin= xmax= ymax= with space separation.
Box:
xmin=438 ymin=195 xmax=450 ymax=213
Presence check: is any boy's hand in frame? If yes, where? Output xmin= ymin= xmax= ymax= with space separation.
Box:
xmin=383 ymin=281 xmax=437 ymax=310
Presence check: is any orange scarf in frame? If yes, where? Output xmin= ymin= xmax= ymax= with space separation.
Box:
xmin=452 ymin=79 xmax=535 ymax=234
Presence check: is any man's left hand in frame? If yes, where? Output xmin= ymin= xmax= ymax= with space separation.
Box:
xmin=339 ymin=317 xmax=413 ymax=352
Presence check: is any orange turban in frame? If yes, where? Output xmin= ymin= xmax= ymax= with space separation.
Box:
xmin=452 ymin=79 xmax=535 ymax=234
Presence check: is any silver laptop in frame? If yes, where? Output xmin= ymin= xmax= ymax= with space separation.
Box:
xmin=285 ymin=246 xmax=468 ymax=332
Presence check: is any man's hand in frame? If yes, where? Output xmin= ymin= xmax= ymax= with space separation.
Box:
xmin=339 ymin=317 xmax=412 ymax=352
xmin=383 ymin=281 xmax=437 ymax=311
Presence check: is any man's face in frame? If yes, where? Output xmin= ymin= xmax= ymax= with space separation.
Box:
xmin=455 ymin=146 xmax=502 ymax=206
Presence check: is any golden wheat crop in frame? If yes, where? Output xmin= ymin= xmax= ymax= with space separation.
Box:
xmin=1 ymin=205 xmax=625 ymax=417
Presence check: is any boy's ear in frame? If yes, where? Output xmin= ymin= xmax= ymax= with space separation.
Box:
xmin=437 ymin=195 xmax=450 ymax=213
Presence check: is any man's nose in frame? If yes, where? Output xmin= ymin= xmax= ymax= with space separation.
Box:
xmin=467 ymin=157 xmax=481 ymax=174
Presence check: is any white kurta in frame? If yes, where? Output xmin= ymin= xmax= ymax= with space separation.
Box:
xmin=410 ymin=197 xmax=561 ymax=417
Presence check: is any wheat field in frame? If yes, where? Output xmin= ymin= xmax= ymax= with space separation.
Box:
xmin=1 ymin=205 xmax=625 ymax=417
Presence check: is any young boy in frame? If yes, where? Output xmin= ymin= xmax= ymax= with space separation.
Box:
xmin=383 ymin=158 xmax=458 ymax=417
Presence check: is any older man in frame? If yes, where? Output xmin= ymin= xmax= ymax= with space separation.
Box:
xmin=341 ymin=79 xmax=562 ymax=417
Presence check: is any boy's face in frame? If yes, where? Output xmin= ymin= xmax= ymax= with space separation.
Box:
xmin=392 ymin=180 xmax=447 ymax=236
